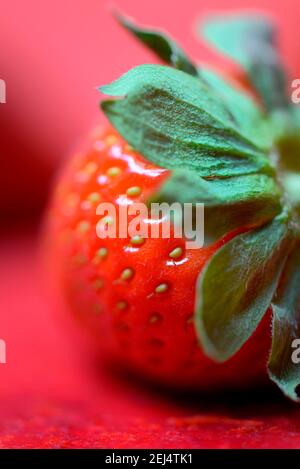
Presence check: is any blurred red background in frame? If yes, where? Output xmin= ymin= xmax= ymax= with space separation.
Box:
xmin=1 ymin=0 xmax=300 ymax=448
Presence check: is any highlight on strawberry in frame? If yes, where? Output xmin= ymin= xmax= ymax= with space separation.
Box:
xmin=47 ymin=12 xmax=300 ymax=401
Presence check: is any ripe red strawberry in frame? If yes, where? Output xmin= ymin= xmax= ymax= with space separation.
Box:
xmin=48 ymin=126 xmax=272 ymax=391
xmin=47 ymin=14 xmax=300 ymax=399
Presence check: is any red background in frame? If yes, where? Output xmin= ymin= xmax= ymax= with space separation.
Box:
xmin=1 ymin=0 xmax=300 ymax=448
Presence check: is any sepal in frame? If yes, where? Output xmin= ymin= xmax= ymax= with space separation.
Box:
xmin=195 ymin=213 xmax=293 ymax=361
xmin=268 ymin=244 xmax=300 ymax=401
xmin=201 ymin=15 xmax=289 ymax=112
xmin=116 ymin=12 xmax=198 ymax=76
xmin=100 ymin=65 xmax=273 ymax=178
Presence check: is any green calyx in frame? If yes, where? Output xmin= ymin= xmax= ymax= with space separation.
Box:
xmin=201 ymin=14 xmax=289 ymax=112
xmin=100 ymin=12 xmax=300 ymax=400
xmin=101 ymin=65 xmax=273 ymax=178
xmin=196 ymin=211 xmax=294 ymax=362
xmin=115 ymin=12 xmax=199 ymax=77
xmin=268 ymin=244 xmax=300 ymax=402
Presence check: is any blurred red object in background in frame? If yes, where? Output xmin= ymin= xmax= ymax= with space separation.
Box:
xmin=1 ymin=0 xmax=300 ymax=449
xmin=0 ymin=0 xmax=299 ymax=219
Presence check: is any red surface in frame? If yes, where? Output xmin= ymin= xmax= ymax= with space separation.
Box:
xmin=1 ymin=0 xmax=300 ymax=450
xmin=1 ymin=229 xmax=300 ymax=449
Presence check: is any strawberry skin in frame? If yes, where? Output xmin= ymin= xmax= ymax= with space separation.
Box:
xmin=48 ymin=126 xmax=272 ymax=391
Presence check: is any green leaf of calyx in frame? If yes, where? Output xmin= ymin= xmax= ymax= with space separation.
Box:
xmin=268 ymin=244 xmax=300 ymax=402
xmin=271 ymin=108 xmax=300 ymax=173
xmin=156 ymin=169 xmax=282 ymax=237
xmin=195 ymin=213 xmax=292 ymax=362
xmin=100 ymin=65 xmax=274 ymax=178
xmin=116 ymin=12 xmax=199 ymax=77
xmin=199 ymin=68 xmax=271 ymax=150
xmin=270 ymin=107 xmax=300 ymax=215
xmin=201 ymin=15 xmax=289 ymax=112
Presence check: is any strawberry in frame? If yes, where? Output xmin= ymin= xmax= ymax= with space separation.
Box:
xmin=47 ymin=14 xmax=300 ymax=399
xmin=49 ymin=126 xmax=271 ymax=390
